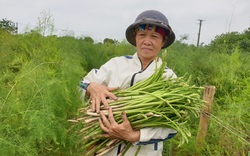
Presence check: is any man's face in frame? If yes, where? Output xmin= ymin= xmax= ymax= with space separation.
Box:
xmin=135 ymin=29 xmax=165 ymax=62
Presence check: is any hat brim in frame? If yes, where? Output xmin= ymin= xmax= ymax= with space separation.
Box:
xmin=126 ymin=23 xmax=175 ymax=49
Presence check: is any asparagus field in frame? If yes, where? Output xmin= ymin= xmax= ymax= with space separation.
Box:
xmin=0 ymin=26 xmax=249 ymax=155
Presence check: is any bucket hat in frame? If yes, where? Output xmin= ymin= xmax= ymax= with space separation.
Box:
xmin=126 ymin=10 xmax=175 ymax=49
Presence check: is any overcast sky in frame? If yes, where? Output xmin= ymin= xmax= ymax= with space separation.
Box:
xmin=1 ymin=0 xmax=250 ymax=45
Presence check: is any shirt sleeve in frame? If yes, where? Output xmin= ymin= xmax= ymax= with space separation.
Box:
xmin=165 ymin=68 xmax=177 ymax=79
xmin=79 ymin=57 xmax=117 ymax=97
xmin=134 ymin=127 xmax=177 ymax=145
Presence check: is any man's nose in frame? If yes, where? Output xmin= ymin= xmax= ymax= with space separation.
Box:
xmin=143 ymin=35 xmax=152 ymax=45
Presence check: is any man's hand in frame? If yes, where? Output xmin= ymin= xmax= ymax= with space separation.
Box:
xmin=99 ymin=108 xmax=140 ymax=142
xmin=86 ymin=82 xmax=118 ymax=113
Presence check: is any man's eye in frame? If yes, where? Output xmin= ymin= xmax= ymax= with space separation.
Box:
xmin=138 ymin=33 xmax=145 ymax=36
xmin=152 ymin=35 xmax=159 ymax=38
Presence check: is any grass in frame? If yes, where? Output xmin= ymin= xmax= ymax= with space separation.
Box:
xmin=0 ymin=29 xmax=249 ymax=155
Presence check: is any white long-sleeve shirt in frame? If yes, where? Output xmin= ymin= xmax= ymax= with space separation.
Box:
xmin=81 ymin=52 xmax=177 ymax=156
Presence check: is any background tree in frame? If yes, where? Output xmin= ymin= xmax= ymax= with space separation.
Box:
xmin=0 ymin=18 xmax=17 ymax=34
xmin=103 ymin=38 xmax=117 ymax=44
xmin=208 ymin=27 xmax=250 ymax=53
xmin=35 ymin=11 xmax=55 ymax=36
xmin=82 ymin=36 xmax=94 ymax=44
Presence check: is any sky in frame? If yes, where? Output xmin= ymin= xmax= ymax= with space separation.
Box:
xmin=1 ymin=0 xmax=250 ymax=45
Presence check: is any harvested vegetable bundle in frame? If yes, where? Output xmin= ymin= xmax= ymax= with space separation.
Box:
xmin=68 ymin=61 xmax=205 ymax=156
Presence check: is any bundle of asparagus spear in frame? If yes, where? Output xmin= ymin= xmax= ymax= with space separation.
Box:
xmin=68 ymin=61 xmax=205 ymax=156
